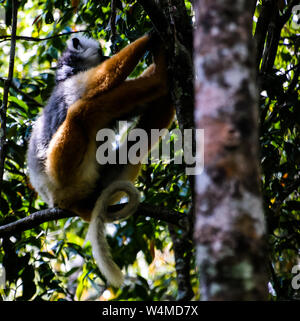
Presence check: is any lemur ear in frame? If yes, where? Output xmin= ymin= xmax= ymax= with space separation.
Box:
xmin=72 ymin=38 xmax=81 ymax=50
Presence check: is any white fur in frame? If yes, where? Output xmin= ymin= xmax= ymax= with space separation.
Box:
xmin=67 ymin=35 xmax=101 ymax=68
xmin=63 ymin=71 xmax=89 ymax=105
xmin=27 ymin=115 xmax=55 ymax=205
xmin=67 ymin=35 xmax=100 ymax=51
xmin=87 ymin=181 xmax=140 ymax=287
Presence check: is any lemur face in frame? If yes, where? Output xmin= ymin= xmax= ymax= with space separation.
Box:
xmin=68 ymin=36 xmax=104 ymax=69
xmin=56 ymin=35 xmax=105 ymax=82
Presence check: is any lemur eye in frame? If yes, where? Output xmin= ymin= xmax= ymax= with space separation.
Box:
xmin=72 ymin=38 xmax=81 ymax=50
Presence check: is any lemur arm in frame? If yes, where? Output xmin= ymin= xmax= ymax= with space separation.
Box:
xmin=83 ymin=35 xmax=151 ymax=99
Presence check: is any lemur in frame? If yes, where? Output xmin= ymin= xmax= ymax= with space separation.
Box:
xmin=27 ymin=33 xmax=175 ymax=287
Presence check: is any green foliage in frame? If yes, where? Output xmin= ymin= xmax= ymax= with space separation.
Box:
xmin=0 ymin=0 xmax=194 ymax=301
xmin=258 ymin=5 xmax=300 ymax=299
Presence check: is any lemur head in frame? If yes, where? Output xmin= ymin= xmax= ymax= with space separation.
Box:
xmin=56 ymin=35 xmax=107 ymax=82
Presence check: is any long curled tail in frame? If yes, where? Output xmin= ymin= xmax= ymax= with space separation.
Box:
xmin=87 ymin=181 xmax=140 ymax=287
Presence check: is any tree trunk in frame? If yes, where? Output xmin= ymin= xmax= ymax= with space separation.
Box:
xmin=193 ymin=0 xmax=269 ymax=300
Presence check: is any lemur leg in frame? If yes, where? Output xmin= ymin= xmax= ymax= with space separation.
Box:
xmin=74 ymin=95 xmax=175 ymax=221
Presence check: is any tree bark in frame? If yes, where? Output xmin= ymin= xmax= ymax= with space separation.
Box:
xmin=193 ymin=0 xmax=269 ymax=300
xmin=0 ymin=203 xmax=187 ymax=238
xmin=0 ymin=0 xmax=18 ymax=190
xmin=138 ymin=0 xmax=195 ymax=300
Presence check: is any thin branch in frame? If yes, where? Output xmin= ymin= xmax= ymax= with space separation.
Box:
xmin=166 ymin=0 xmax=193 ymax=51
xmin=0 ymin=208 xmax=74 ymax=238
xmin=110 ymin=0 xmax=117 ymax=41
xmin=109 ymin=0 xmax=120 ymax=54
xmin=260 ymin=2 xmax=281 ymax=73
xmin=0 ymin=77 xmax=43 ymax=108
xmin=0 ymin=30 xmax=90 ymax=43
xmin=0 ymin=203 xmax=186 ymax=238
xmin=0 ymin=0 xmax=18 ymax=190
xmin=169 ymin=220 xmax=194 ymax=301
xmin=254 ymin=0 xmax=273 ymax=70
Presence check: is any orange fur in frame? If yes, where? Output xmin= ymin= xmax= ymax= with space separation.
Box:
xmin=84 ymin=35 xmax=150 ymax=99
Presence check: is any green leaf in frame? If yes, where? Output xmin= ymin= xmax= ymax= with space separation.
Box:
xmin=9 ymin=96 xmax=29 ymax=111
